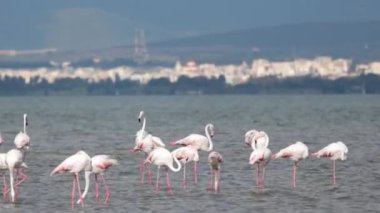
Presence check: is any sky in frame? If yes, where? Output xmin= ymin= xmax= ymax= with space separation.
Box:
xmin=0 ymin=0 xmax=379 ymax=50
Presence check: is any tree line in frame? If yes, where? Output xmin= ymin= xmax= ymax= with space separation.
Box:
xmin=0 ymin=74 xmax=379 ymax=95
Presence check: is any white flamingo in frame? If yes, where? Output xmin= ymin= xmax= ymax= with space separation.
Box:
xmin=272 ymin=141 xmax=309 ymax=187
xmin=171 ymin=123 xmax=214 ymax=184
xmin=144 ymin=147 xmax=181 ymax=193
xmin=5 ymin=148 xmax=28 ymax=203
xmin=78 ymin=155 xmax=118 ymax=205
xmin=172 ymin=146 xmax=199 ymax=190
xmin=131 ymin=111 xmax=165 ymax=184
xmin=50 ymin=151 xmax=92 ymax=208
xmin=313 ymin=141 xmax=348 ymax=185
xmin=208 ymin=151 xmax=223 ymax=192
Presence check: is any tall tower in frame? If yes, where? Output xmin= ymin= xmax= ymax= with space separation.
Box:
xmin=133 ymin=29 xmax=149 ymax=65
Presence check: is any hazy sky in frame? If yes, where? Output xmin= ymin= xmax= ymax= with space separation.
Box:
xmin=0 ymin=0 xmax=379 ymax=50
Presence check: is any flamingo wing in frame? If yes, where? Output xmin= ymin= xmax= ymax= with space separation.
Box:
xmin=151 ymin=136 xmax=166 ymax=147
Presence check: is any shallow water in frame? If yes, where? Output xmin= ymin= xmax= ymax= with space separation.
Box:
xmin=0 ymin=95 xmax=378 ymax=212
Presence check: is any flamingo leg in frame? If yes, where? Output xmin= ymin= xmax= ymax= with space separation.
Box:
xmin=261 ymin=166 xmax=266 ymax=189
xmin=182 ymin=163 xmax=187 ymax=190
xmin=75 ymin=174 xmax=84 ymax=207
xmin=293 ymin=162 xmax=297 ymax=188
xmin=140 ymin=158 xmax=145 ymax=184
xmin=155 ymin=166 xmax=160 ymax=193
xmin=101 ymin=174 xmax=110 ymax=204
xmin=193 ymin=161 xmax=198 ymax=185
xmin=333 ymin=160 xmax=336 ymax=185
xmin=147 ymin=163 xmax=152 ymax=186
xmin=3 ymin=175 xmax=8 ymax=201
xmin=209 ymin=167 xmax=214 ymax=191
xmin=215 ymin=170 xmax=220 ymax=192
xmin=14 ymin=169 xmax=28 ymax=188
xmin=166 ymin=167 xmax=173 ymax=194
xmin=71 ymin=175 xmax=76 ymax=209
xmin=255 ymin=164 xmax=259 ymax=188
xmin=95 ymin=174 xmax=100 ymax=203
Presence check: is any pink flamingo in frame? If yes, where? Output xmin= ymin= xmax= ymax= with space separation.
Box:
xmin=50 ymin=151 xmax=92 ymax=208
xmin=272 ymin=141 xmax=309 ymax=187
xmin=249 ymin=147 xmax=271 ymax=190
xmin=172 ymin=146 xmax=199 ymax=190
xmin=248 ymin=131 xmax=271 ymax=190
xmin=208 ymin=151 xmax=223 ymax=192
xmin=313 ymin=141 xmax=348 ymax=185
xmin=131 ymin=111 xmax=165 ymax=185
xmin=144 ymin=147 xmax=181 ymax=193
xmin=171 ymin=123 xmax=214 ymax=184
xmin=78 ymin=155 xmax=118 ymax=205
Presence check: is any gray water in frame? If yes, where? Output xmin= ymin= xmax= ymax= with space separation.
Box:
xmin=0 ymin=95 xmax=379 ymax=212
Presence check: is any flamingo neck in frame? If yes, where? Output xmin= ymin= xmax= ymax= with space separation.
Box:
xmin=205 ymin=125 xmax=213 ymax=152
xmin=141 ymin=116 xmax=146 ymax=134
xmin=169 ymin=153 xmax=182 ymax=172
xmin=77 ymin=171 xmax=91 ymax=204
xmin=23 ymin=118 xmax=26 ymax=134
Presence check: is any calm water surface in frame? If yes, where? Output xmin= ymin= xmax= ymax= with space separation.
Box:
xmin=0 ymin=95 xmax=378 ymax=212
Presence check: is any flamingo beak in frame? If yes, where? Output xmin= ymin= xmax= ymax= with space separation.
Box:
xmin=138 ymin=118 xmax=141 ymax=123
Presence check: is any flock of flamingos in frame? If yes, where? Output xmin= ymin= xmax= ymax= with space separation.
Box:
xmin=0 ymin=111 xmax=348 ymax=208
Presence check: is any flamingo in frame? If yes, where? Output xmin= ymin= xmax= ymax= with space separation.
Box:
xmin=208 ymin=151 xmax=223 ymax=192
xmin=50 ymin=151 xmax=92 ymax=208
xmin=272 ymin=141 xmax=309 ymax=187
xmin=131 ymin=111 xmax=165 ymax=184
xmin=171 ymin=146 xmax=199 ymax=190
xmin=249 ymin=146 xmax=271 ymax=190
xmin=313 ymin=141 xmax=348 ymax=185
xmin=171 ymin=123 xmax=214 ymax=184
xmin=78 ymin=155 xmax=118 ymax=205
xmin=247 ymin=130 xmax=271 ymax=189
xmin=144 ymin=147 xmax=181 ymax=193
xmin=5 ymin=148 xmax=28 ymax=203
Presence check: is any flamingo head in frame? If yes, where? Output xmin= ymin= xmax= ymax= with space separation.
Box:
xmin=207 ymin=123 xmax=215 ymax=138
xmin=138 ymin=111 xmax=144 ymax=123
xmin=23 ymin=113 xmax=28 ymax=127
xmin=244 ymin=129 xmax=258 ymax=147
xmin=0 ymin=132 xmax=3 ymax=145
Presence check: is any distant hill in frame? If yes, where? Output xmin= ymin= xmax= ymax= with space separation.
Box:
xmin=150 ymin=21 xmax=380 ymax=63
xmin=1 ymin=21 xmax=380 ymax=68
